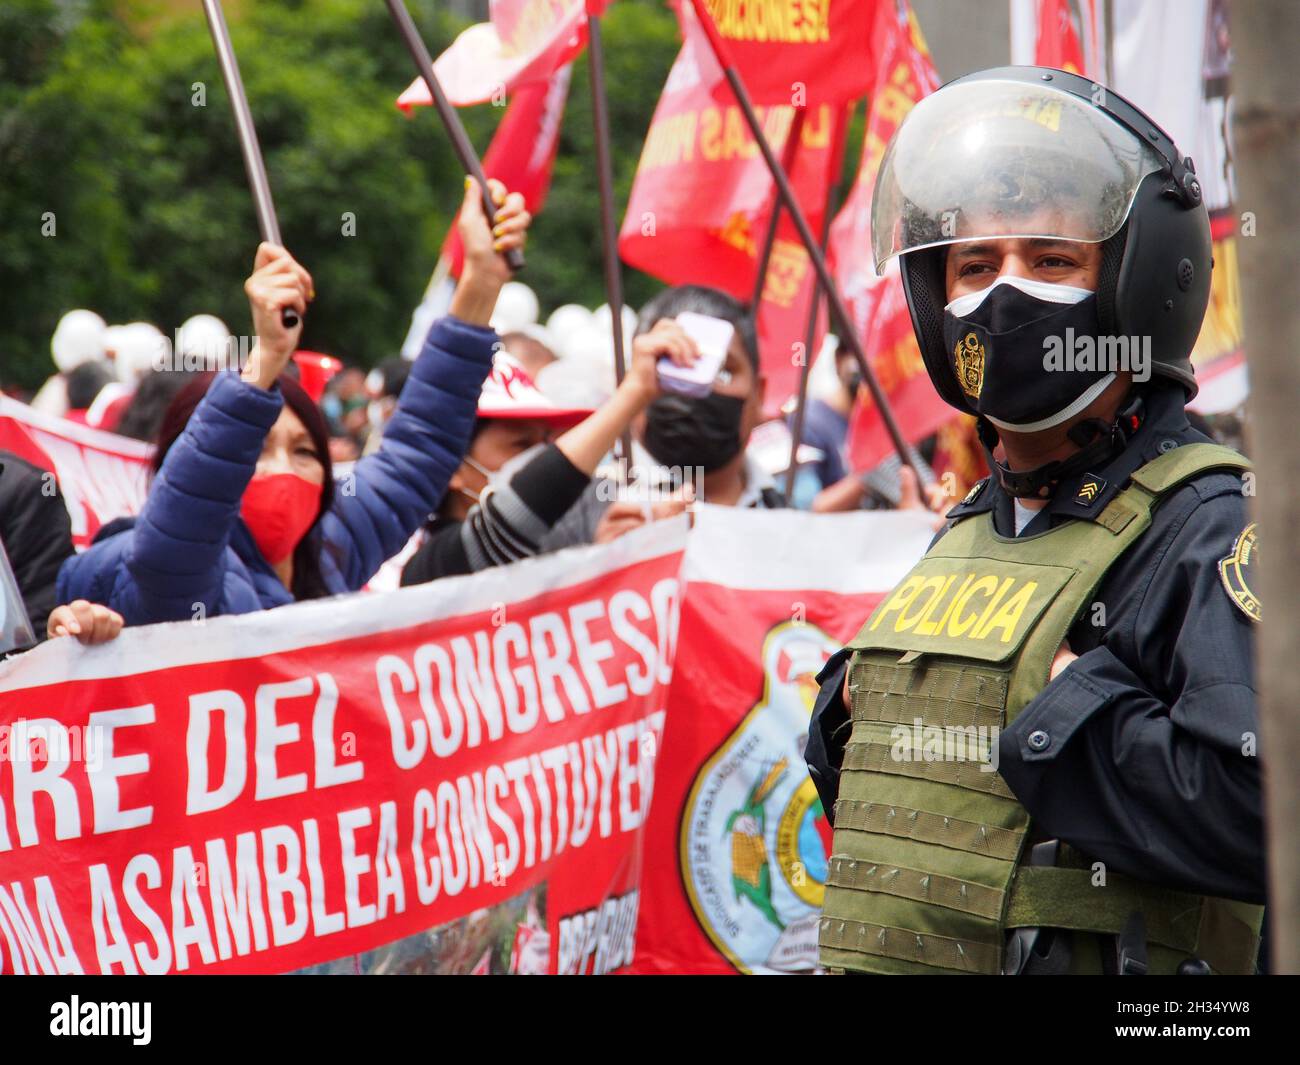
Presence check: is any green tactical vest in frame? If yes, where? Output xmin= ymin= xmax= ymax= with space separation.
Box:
xmin=819 ymin=443 xmax=1264 ymax=975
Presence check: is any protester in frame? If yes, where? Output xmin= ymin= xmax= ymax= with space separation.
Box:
xmin=793 ymin=337 xmax=855 ymax=491
xmin=499 ymin=328 xmax=558 ymax=382
xmin=55 ymin=177 xmax=531 ymax=626
xmin=46 ymin=600 xmax=124 ymax=644
xmin=114 ymin=367 xmax=197 ymax=442
xmin=401 ymin=324 xmax=697 ymax=585
xmin=29 ymin=309 xmax=109 ymax=416
xmin=360 ymin=355 xmax=413 ymax=456
xmin=542 ymin=284 xmax=779 ymax=549
xmin=321 ymin=365 xmax=369 ymax=462
xmin=0 ymin=450 xmax=75 ymax=641
xmin=61 ymin=361 xmax=115 ymax=425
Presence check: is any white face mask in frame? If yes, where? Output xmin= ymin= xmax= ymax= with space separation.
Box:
xmin=456 ymin=442 xmax=546 ymax=505
xmin=944 ymin=274 xmax=1094 ymax=318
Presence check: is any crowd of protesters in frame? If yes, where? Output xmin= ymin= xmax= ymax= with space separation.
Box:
xmin=0 ymin=173 xmax=1246 ymax=657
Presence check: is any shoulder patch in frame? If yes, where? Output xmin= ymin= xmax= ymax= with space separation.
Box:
xmin=1218 ymin=522 xmax=1259 ymax=622
xmin=961 ymin=479 xmax=987 ymax=506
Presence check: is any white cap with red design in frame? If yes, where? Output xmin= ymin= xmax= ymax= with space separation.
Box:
xmin=477 ymin=350 xmax=592 ymax=427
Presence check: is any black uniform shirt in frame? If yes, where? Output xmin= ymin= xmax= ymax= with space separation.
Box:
xmin=807 ymin=384 xmax=1265 ymax=904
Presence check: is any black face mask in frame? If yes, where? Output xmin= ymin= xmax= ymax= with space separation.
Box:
xmin=643 ymin=391 xmax=745 ymax=473
xmin=942 ymin=277 xmax=1115 ymax=432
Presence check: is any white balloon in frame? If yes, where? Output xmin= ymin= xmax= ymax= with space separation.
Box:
xmin=176 ymin=314 xmax=231 ymax=367
xmin=545 ymin=303 xmax=594 ymax=342
xmin=490 ymin=281 xmax=540 ymax=334
xmin=535 ymin=357 xmax=612 ymax=409
xmin=109 ymin=322 xmax=168 ymax=384
xmin=51 ymin=309 xmax=108 ymax=372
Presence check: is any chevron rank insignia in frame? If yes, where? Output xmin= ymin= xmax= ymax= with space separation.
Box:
xmin=961 ymin=479 xmax=986 ymax=506
xmin=1074 ymin=475 xmax=1106 ymax=506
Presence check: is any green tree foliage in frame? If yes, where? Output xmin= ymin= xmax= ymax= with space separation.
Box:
xmin=0 ymin=0 xmax=684 ymax=391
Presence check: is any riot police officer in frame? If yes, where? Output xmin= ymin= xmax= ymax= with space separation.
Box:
xmin=807 ymin=66 xmax=1264 ymax=975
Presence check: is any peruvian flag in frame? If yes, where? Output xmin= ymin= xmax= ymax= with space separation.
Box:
xmin=619 ymin=0 xmax=845 ymax=412
xmin=1034 ymin=0 xmax=1086 ymax=74
xmin=428 ymin=65 xmax=572 ymax=278
xmin=828 ymin=0 xmax=955 ymax=474
xmin=397 ymin=0 xmax=607 ymax=109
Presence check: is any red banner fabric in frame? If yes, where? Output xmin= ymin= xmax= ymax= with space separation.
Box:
xmin=397 ymin=0 xmax=597 ymax=109
xmin=690 ymin=0 xmax=884 ymax=107
xmin=0 ymin=396 xmax=151 ymax=551
xmin=632 ymin=506 xmax=934 ymax=973
xmin=620 ymin=1 xmax=846 ymax=415
xmin=0 ymin=521 xmax=686 ymax=975
xmin=436 ymin=66 xmax=572 ymax=278
xmin=1034 ymin=0 xmax=1086 ymax=75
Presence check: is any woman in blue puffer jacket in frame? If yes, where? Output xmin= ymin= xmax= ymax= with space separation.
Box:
xmin=56 ymin=178 xmax=531 ymax=626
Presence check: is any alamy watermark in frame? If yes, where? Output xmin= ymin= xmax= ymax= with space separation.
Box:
xmin=1043 ymin=328 xmax=1151 ymax=383
xmin=148 ymin=331 xmax=256 ymax=373
xmin=889 ymin=716 xmax=1000 ymax=773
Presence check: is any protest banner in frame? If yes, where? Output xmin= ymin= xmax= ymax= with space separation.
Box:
xmin=632 ymin=505 xmax=934 ymax=973
xmin=0 ymin=519 xmax=687 ymax=975
xmin=0 ymin=397 xmax=151 ymax=551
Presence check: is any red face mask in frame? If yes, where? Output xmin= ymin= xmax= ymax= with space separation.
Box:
xmin=240 ymin=473 xmax=323 ymax=565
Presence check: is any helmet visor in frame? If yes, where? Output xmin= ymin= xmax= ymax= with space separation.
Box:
xmin=871 ymin=77 xmax=1165 ymax=272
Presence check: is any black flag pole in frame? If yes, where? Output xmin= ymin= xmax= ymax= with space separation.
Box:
xmin=783 ymin=166 xmax=842 ymax=501
xmin=687 ymin=0 xmax=923 ymax=484
xmin=201 ymin=0 xmax=299 ymax=330
xmin=751 ymin=107 xmax=805 ymax=312
xmin=784 ymin=102 xmax=852 ymax=500
xmin=384 ymin=0 xmax=525 ymax=273
xmin=586 ymin=8 xmax=633 ymax=472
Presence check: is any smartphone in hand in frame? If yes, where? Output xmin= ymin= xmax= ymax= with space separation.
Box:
xmin=657 ymin=311 xmax=733 ymax=397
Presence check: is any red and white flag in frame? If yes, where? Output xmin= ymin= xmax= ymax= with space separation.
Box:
xmin=397 ymin=0 xmax=604 ymax=109
xmin=0 ymin=395 xmax=151 ymax=550
xmin=433 ymin=65 xmax=573 ymax=278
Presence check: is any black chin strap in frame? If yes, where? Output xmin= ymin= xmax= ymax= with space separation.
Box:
xmin=977 ymin=393 xmax=1146 ymax=500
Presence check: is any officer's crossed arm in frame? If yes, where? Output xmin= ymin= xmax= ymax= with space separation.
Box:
xmin=996 ymin=489 xmax=1265 ymax=903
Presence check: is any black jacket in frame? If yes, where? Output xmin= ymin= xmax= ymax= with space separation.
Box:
xmin=807 ymin=384 xmax=1265 ymax=904
xmin=0 ymin=450 xmax=75 ymax=641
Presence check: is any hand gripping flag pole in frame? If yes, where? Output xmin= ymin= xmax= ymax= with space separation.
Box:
xmin=201 ymin=0 xmax=299 ymax=329
xmin=384 ymin=0 xmax=526 ymax=273
xmin=686 ymin=0 xmax=924 ymax=484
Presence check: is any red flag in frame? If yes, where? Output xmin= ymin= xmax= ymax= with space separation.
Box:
xmin=754 ymin=107 xmax=848 ymax=417
xmin=1034 ymin=0 xmax=1086 ymax=75
xmin=827 ymin=0 xmax=953 ymax=473
xmin=397 ymin=0 xmax=604 ymax=110
xmin=687 ymin=0 xmax=884 ymax=107
xmin=619 ymin=1 xmax=842 ymax=397
xmin=435 ymin=65 xmax=572 ymax=278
